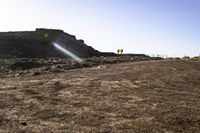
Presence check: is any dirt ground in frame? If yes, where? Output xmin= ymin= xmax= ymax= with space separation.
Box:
xmin=0 ymin=60 xmax=200 ymax=132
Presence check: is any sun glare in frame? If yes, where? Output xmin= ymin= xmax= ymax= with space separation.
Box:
xmin=53 ymin=42 xmax=83 ymax=62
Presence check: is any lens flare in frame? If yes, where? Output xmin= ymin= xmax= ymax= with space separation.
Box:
xmin=53 ymin=42 xmax=83 ymax=62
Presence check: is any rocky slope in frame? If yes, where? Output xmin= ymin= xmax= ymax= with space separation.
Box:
xmin=0 ymin=56 xmax=159 ymax=78
xmin=0 ymin=28 xmax=104 ymax=58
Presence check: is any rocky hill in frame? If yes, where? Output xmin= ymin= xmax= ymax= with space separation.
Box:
xmin=0 ymin=28 xmax=106 ymax=58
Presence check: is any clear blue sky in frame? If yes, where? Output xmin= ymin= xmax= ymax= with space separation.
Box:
xmin=0 ymin=0 xmax=199 ymax=57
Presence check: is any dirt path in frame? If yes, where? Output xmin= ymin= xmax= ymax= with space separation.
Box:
xmin=0 ymin=60 xmax=200 ymax=132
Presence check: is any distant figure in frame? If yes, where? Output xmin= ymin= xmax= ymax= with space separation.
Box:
xmin=117 ymin=49 xmax=123 ymax=54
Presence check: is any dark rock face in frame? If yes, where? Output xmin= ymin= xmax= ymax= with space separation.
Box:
xmin=0 ymin=28 xmax=103 ymax=58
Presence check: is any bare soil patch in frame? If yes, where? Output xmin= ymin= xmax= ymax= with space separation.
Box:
xmin=0 ymin=60 xmax=200 ymax=132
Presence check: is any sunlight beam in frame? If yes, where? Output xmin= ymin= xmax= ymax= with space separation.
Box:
xmin=53 ymin=42 xmax=83 ymax=62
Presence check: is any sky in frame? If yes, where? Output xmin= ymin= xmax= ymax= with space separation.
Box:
xmin=0 ymin=0 xmax=199 ymax=57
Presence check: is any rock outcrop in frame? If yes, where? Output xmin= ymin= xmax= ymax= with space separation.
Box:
xmin=0 ymin=28 xmax=103 ymax=58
